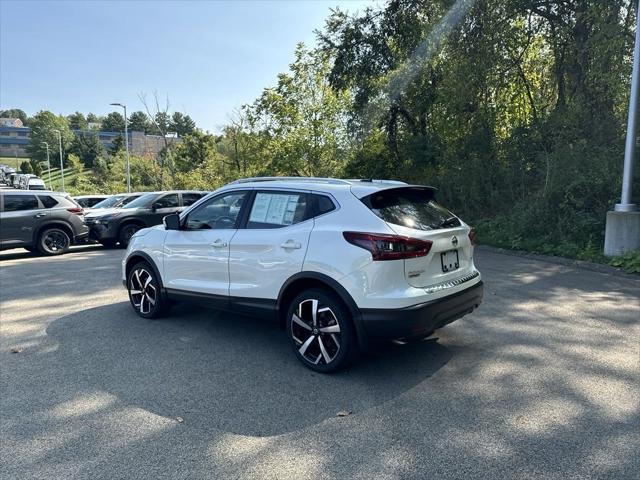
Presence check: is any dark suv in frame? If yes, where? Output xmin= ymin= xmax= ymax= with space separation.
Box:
xmin=85 ymin=190 xmax=207 ymax=247
xmin=0 ymin=190 xmax=89 ymax=255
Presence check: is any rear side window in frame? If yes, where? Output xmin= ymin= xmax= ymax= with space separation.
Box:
xmin=38 ymin=195 xmax=59 ymax=208
xmin=363 ymin=188 xmax=460 ymax=230
xmin=314 ymin=194 xmax=336 ymax=216
xmin=247 ymin=192 xmax=309 ymax=229
xmin=154 ymin=194 xmax=179 ymax=209
xmin=3 ymin=194 xmax=39 ymax=212
xmin=182 ymin=193 xmax=203 ymax=206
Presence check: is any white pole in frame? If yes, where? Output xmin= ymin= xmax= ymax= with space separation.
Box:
xmin=124 ymin=105 xmax=131 ymax=193
xmin=54 ymin=130 xmax=64 ymax=192
xmin=616 ymin=1 xmax=640 ymax=212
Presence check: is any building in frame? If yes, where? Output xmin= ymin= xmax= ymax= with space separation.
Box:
xmin=0 ymin=126 xmax=179 ymax=158
xmin=0 ymin=117 xmax=24 ymax=128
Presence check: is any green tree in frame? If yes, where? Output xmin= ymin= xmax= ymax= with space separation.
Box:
xmin=26 ymin=110 xmax=73 ymax=167
xmin=70 ymin=132 xmax=104 ymax=168
xmin=110 ymin=134 xmax=125 ymax=155
xmin=67 ymin=111 xmax=88 ymax=130
xmin=170 ymin=112 xmax=196 ymax=137
xmin=101 ymin=112 xmax=126 ymax=132
xmin=20 ymin=160 xmax=33 ymax=174
xmin=128 ymin=111 xmax=151 ymax=133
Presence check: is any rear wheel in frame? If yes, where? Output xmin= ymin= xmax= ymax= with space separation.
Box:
xmin=118 ymin=224 xmax=141 ymax=247
xmin=286 ymin=288 xmax=356 ymax=373
xmin=37 ymin=228 xmax=70 ymax=255
xmin=127 ymin=261 xmax=168 ymax=319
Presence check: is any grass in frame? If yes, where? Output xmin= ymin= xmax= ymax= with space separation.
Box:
xmin=0 ymin=157 xmax=83 ymax=192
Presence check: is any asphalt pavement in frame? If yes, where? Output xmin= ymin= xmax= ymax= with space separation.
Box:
xmin=0 ymin=245 xmax=638 ymax=479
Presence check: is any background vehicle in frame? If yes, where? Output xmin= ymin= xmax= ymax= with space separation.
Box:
xmin=73 ymin=195 xmax=110 ymax=208
xmin=123 ymin=178 xmax=483 ymax=372
xmin=85 ymin=192 xmax=144 ymax=214
xmin=87 ymin=190 xmax=206 ymax=247
xmin=0 ymin=190 xmax=88 ymax=255
xmin=18 ymin=174 xmax=38 ymax=189
xmin=11 ymin=174 xmax=23 ymax=188
xmin=26 ymin=178 xmax=47 ymax=190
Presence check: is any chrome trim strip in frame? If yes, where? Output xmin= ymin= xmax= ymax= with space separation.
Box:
xmin=423 ymin=270 xmax=480 ymax=295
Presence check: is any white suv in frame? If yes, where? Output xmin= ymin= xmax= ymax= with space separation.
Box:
xmin=122 ymin=177 xmax=483 ymax=372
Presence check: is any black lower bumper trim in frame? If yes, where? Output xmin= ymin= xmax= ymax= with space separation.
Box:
xmin=360 ymin=281 xmax=484 ymax=339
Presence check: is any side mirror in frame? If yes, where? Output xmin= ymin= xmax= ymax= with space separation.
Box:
xmin=163 ymin=213 xmax=181 ymax=230
xmin=151 ymin=203 xmax=160 ymax=212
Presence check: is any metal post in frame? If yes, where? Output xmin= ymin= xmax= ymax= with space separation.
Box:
xmin=42 ymin=142 xmax=52 ymax=190
xmin=616 ymin=2 xmax=640 ymax=212
xmin=110 ymin=102 xmax=131 ymax=193
xmin=54 ymin=130 xmax=64 ymax=192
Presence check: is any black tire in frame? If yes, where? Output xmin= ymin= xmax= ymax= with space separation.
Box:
xmin=127 ymin=261 xmax=168 ymax=319
xmin=286 ymin=288 xmax=357 ymax=373
xmin=118 ymin=223 xmax=141 ymax=247
xmin=99 ymin=239 xmax=118 ymax=248
xmin=37 ymin=228 xmax=70 ymax=255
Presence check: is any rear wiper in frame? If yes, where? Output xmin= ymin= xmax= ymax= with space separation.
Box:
xmin=440 ymin=216 xmax=459 ymax=228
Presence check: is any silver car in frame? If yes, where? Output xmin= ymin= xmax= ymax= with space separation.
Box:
xmin=0 ymin=190 xmax=89 ymax=255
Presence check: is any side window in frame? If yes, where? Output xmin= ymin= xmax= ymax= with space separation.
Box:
xmin=3 ymin=195 xmax=39 ymax=212
xmin=38 ymin=195 xmax=59 ymax=208
xmin=185 ymin=191 xmax=248 ymax=230
xmin=314 ymin=194 xmax=336 ymax=216
xmin=247 ymin=192 xmax=309 ymax=229
xmin=182 ymin=193 xmax=203 ymax=207
xmin=153 ymin=193 xmax=179 ymax=209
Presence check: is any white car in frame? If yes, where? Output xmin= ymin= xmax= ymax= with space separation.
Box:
xmin=122 ymin=177 xmax=483 ymax=372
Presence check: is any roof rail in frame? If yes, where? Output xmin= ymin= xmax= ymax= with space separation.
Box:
xmin=229 ymin=176 xmax=352 ymax=185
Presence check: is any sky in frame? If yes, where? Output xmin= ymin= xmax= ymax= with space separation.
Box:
xmin=0 ymin=0 xmax=375 ymax=132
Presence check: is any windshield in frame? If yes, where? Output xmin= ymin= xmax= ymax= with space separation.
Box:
xmin=122 ymin=193 xmax=157 ymax=209
xmin=92 ymin=195 xmax=124 ymax=209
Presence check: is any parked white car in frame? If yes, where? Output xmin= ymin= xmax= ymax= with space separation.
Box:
xmin=26 ymin=178 xmax=47 ymax=190
xmin=122 ymin=177 xmax=483 ymax=372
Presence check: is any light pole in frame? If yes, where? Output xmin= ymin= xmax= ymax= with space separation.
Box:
xmin=604 ymin=0 xmax=640 ymax=255
xmin=53 ymin=129 xmax=64 ymax=192
xmin=110 ymin=102 xmax=131 ymax=193
xmin=41 ymin=142 xmax=52 ymax=190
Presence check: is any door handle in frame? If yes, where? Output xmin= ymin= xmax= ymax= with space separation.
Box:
xmin=280 ymin=240 xmax=302 ymax=250
xmin=34 ymin=213 xmax=46 ymax=218
xmin=211 ymin=239 xmax=228 ymax=248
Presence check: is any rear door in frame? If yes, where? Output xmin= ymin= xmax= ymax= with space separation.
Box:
xmin=228 ymin=189 xmax=314 ymax=305
xmin=0 ymin=194 xmax=45 ymax=247
xmin=361 ymin=187 xmax=474 ymax=288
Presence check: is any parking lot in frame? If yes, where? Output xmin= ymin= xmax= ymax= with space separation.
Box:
xmin=1 ymin=245 xmax=638 ymax=479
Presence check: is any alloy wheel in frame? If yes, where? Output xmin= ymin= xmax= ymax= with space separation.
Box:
xmin=42 ymin=230 xmax=69 ymax=253
xmin=129 ymin=268 xmax=157 ymax=315
xmin=290 ymin=298 xmax=342 ymax=366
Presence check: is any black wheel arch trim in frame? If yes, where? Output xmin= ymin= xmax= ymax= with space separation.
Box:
xmin=124 ymin=251 xmax=164 ymax=291
xmin=277 ymin=271 xmax=368 ymax=350
xmin=35 ymin=221 xmax=75 ymax=244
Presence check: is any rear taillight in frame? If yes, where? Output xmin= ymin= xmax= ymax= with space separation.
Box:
xmin=67 ymin=207 xmax=84 ymax=215
xmin=343 ymin=232 xmax=432 ymax=261
xmin=468 ymin=227 xmax=477 ymax=245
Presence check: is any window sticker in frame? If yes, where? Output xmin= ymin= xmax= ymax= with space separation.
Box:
xmin=250 ymin=193 xmax=300 ymax=225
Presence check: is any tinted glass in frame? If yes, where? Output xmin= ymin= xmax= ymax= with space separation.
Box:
xmin=3 ymin=194 xmax=38 ymax=212
xmin=315 ymin=194 xmax=336 ymax=216
xmin=92 ymin=195 xmax=123 ymax=208
xmin=182 ymin=193 xmax=203 ymax=206
xmin=186 ymin=191 xmax=247 ymax=230
xmin=364 ymin=188 xmax=460 ymax=230
xmin=153 ymin=194 xmax=179 ymax=209
xmin=247 ymin=192 xmax=309 ymax=229
xmin=122 ymin=193 xmax=157 ymax=209
xmin=38 ymin=195 xmax=59 ymax=208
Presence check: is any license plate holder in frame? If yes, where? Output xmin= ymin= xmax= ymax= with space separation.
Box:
xmin=441 ymin=249 xmax=459 ymax=273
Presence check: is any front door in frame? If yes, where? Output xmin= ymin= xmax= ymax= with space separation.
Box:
xmin=162 ymin=190 xmax=250 ymax=297
xmin=0 ymin=194 xmax=45 ymax=248
xmin=149 ymin=193 xmax=181 ymax=226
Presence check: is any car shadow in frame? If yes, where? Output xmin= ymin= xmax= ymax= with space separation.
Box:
xmin=41 ymin=302 xmax=452 ymax=437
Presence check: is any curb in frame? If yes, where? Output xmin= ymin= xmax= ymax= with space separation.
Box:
xmin=476 ymin=245 xmax=640 ymax=281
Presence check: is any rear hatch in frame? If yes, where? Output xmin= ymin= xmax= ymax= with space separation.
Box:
xmin=359 ymin=186 xmax=474 ymax=289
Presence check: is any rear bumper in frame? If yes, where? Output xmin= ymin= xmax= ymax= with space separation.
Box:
xmin=360 ymin=281 xmax=484 ymax=339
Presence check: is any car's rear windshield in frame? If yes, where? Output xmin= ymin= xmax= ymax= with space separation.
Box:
xmin=362 ymin=187 xmax=461 ymax=231
xmin=122 ymin=193 xmax=156 ymax=209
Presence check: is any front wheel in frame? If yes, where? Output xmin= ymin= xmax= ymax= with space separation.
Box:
xmin=286 ymin=288 xmax=357 ymax=373
xmin=118 ymin=224 xmax=141 ymax=247
xmin=127 ymin=262 xmax=168 ymax=319
xmin=37 ymin=228 xmax=70 ymax=255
